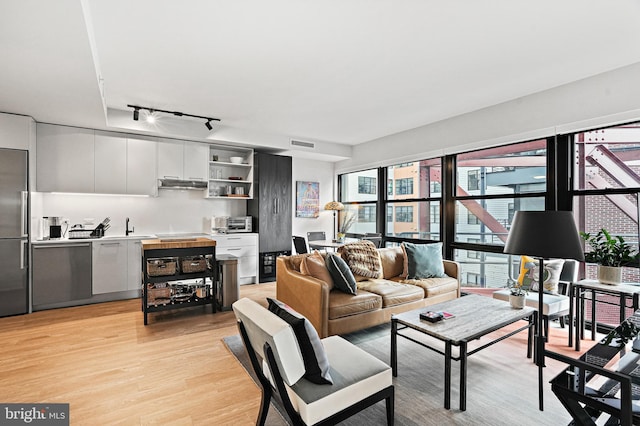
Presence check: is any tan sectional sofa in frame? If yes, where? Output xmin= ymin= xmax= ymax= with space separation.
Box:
xmin=276 ymin=246 xmax=460 ymax=338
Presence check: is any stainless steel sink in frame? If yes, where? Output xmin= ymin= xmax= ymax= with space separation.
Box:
xmin=101 ymin=235 xmax=156 ymax=240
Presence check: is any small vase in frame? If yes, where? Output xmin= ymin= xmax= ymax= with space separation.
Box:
xmin=336 ymin=233 xmax=346 ymax=243
xmin=597 ymin=265 xmax=622 ymax=285
xmin=509 ymin=294 xmax=526 ymax=309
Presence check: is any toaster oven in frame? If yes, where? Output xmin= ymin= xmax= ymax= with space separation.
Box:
xmin=211 ymin=216 xmax=252 ymax=233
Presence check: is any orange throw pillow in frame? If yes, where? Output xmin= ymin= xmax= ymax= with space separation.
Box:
xmin=300 ymin=251 xmax=334 ymax=290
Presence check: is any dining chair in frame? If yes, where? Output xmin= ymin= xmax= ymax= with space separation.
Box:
xmin=307 ymin=231 xmax=326 ymax=242
xmin=292 ymin=236 xmax=309 ymax=254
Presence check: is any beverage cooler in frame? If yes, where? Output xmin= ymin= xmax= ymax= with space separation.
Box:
xmin=259 ymin=251 xmax=290 ymax=283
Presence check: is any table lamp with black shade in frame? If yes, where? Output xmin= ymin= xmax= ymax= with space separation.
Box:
xmin=503 ymin=210 xmax=584 ymax=411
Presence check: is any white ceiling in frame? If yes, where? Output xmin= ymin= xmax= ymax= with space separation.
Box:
xmin=2 ymin=0 xmax=640 ymax=156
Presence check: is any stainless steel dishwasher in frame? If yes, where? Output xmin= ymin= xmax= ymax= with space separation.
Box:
xmin=32 ymin=242 xmax=92 ymax=310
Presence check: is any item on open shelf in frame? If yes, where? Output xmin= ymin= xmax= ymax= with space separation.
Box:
xmin=228 ymin=176 xmax=243 ymax=180
xmin=170 ymin=283 xmax=195 ymax=302
xmin=146 ymin=283 xmax=171 ymax=306
xmin=180 ymin=256 xmax=207 ymax=273
xmin=229 ymin=156 xmax=244 ymax=164
xmin=146 ymin=258 xmax=178 ymax=276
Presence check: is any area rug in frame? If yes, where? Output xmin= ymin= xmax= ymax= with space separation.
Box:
xmin=223 ymin=324 xmax=576 ymax=425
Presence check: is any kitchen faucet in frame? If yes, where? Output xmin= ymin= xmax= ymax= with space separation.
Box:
xmin=126 ymin=217 xmax=134 ymax=236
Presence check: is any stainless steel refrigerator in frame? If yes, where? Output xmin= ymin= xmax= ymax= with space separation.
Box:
xmin=0 ymin=148 xmax=29 ymax=316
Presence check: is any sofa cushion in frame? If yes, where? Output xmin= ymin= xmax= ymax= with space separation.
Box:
xmin=325 ymin=254 xmax=357 ymax=294
xmin=328 ymin=290 xmax=382 ymax=320
xmin=357 ymin=279 xmax=424 ymax=308
xmin=300 ymin=251 xmax=334 ymax=290
xmin=267 ymin=298 xmax=333 ymax=385
xmin=337 ymin=241 xmax=382 ymax=279
xmin=402 ymin=276 xmax=459 ymax=298
xmin=378 ymin=246 xmax=405 ymax=279
xmin=402 ymin=242 xmax=446 ymax=279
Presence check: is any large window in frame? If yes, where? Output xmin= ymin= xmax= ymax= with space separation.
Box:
xmin=572 ymin=123 xmax=640 ymax=283
xmin=339 ymin=169 xmax=379 ymax=235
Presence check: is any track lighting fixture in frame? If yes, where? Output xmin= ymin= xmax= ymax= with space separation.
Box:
xmin=127 ymin=104 xmax=219 ymax=130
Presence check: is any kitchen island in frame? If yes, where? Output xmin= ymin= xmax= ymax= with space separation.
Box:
xmin=141 ymin=237 xmax=216 ymax=325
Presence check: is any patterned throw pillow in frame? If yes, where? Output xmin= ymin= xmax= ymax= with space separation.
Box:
xmin=518 ymin=256 xmax=565 ymax=295
xmin=267 ymin=298 xmax=333 ymax=385
xmin=336 ymin=240 xmax=382 ymax=279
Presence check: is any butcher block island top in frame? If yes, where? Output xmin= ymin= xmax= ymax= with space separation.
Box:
xmin=141 ymin=237 xmax=216 ymax=250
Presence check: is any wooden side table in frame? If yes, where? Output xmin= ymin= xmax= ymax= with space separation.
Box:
xmin=572 ymin=279 xmax=640 ymax=351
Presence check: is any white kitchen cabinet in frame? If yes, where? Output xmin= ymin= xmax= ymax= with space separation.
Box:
xmin=127 ymin=137 xmax=157 ymax=195
xmin=157 ymin=140 xmax=208 ymax=182
xmin=92 ymin=240 xmax=128 ymax=294
xmin=213 ymin=234 xmax=258 ymax=284
xmin=157 ymin=139 xmax=184 ymax=180
xmin=183 ymin=142 xmax=208 ymax=181
xmin=127 ymin=240 xmax=143 ymax=291
xmin=0 ymin=113 xmax=33 ymax=150
xmin=94 ymin=131 xmax=127 ymax=194
xmin=37 ymin=123 xmax=95 ymax=193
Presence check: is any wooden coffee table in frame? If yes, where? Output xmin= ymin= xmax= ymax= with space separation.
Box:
xmin=391 ymin=294 xmax=536 ymax=411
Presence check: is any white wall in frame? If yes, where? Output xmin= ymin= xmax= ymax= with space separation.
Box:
xmin=291 ymin=157 xmax=335 ymax=250
xmin=338 ymin=61 xmax=640 ymax=172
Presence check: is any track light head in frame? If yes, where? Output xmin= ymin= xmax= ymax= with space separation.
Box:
xmin=133 ymin=107 xmax=139 ymax=121
xmin=205 ymin=120 xmax=213 ymax=131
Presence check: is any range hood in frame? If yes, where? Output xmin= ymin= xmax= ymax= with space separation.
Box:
xmin=158 ymin=178 xmax=208 ymax=190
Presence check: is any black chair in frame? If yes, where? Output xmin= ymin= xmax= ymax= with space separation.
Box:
xmin=307 ymin=231 xmax=326 ymax=242
xmin=362 ymin=232 xmax=383 ymax=248
xmin=292 ymin=236 xmax=308 ymax=254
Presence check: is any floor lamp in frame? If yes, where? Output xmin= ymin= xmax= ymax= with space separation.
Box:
xmin=503 ymin=210 xmax=584 ymax=411
xmin=324 ymin=201 xmax=344 ymax=240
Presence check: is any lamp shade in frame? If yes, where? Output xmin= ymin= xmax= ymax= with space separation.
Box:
xmin=324 ymin=201 xmax=344 ymax=211
xmin=503 ymin=211 xmax=585 ymax=261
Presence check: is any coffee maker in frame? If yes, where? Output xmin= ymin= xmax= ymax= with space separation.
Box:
xmin=43 ymin=216 xmax=63 ymax=239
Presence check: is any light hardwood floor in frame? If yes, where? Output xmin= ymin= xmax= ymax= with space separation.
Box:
xmin=0 ymin=283 xmax=278 ymax=425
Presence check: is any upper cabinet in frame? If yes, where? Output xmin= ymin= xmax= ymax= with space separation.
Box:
xmin=37 ymin=123 xmax=95 ymax=193
xmin=0 ymin=113 xmax=34 ymax=151
xmin=207 ymin=145 xmax=254 ymax=199
xmin=157 ymin=139 xmax=208 ymax=181
xmin=126 ymin=137 xmax=157 ymax=195
xmin=37 ymin=124 xmax=157 ymax=196
xmin=94 ymin=131 xmax=127 ymax=194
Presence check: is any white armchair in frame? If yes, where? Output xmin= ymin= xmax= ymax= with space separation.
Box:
xmin=232 ymin=298 xmax=394 ymax=425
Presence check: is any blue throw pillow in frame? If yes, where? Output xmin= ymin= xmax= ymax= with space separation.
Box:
xmin=325 ymin=254 xmax=357 ymax=294
xmin=267 ymin=298 xmax=333 ymax=385
xmin=403 ymin=242 xmax=446 ymax=279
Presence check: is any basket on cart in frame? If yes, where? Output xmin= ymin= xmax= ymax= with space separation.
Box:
xmin=146 ymin=258 xmax=177 ymax=277
xmin=146 ymin=283 xmax=171 ymax=306
xmin=180 ymin=256 xmax=208 ymax=274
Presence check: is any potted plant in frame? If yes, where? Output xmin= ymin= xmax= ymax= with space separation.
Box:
xmin=508 ymin=282 xmax=528 ymax=309
xmin=581 ymin=229 xmax=636 ymax=285
xmin=337 ymin=210 xmax=356 ymax=243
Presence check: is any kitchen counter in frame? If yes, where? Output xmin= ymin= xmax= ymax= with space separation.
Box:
xmin=32 ymin=235 xmax=154 ymax=244
xmin=141 ymin=237 xmax=216 ymax=250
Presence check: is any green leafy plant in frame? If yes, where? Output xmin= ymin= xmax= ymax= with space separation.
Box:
xmin=580 ymin=229 xmax=636 ymax=267
xmin=508 ymin=282 xmax=528 ymax=297
xmin=601 ymin=319 xmax=640 ymax=347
